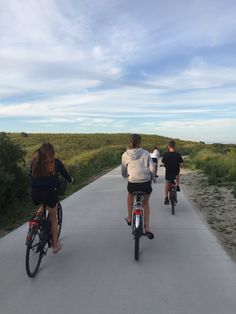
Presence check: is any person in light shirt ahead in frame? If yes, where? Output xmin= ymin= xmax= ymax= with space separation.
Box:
xmin=121 ymin=134 xmax=155 ymax=239
xmin=161 ymin=140 xmax=183 ymax=205
xmin=150 ymin=146 xmax=160 ymax=177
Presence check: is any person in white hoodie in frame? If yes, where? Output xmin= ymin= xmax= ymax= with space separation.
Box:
xmin=121 ymin=134 xmax=155 ymax=239
xmin=150 ymin=146 xmax=160 ymax=177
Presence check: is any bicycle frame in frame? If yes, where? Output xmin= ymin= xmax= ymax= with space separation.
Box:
xmin=168 ymin=179 xmax=177 ymax=215
xmin=26 ymin=219 xmax=40 ymax=245
xmin=25 ymin=203 xmax=62 ymax=277
xmin=26 ymin=210 xmax=51 ymax=250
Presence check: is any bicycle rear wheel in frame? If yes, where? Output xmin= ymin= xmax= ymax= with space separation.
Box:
xmin=171 ymin=199 xmax=175 ymax=215
xmin=57 ymin=203 xmax=63 ymax=239
xmin=25 ymin=227 xmax=43 ymax=277
xmin=134 ymin=215 xmax=143 ymax=261
xmin=134 ymin=228 xmax=140 ymax=261
xmin=170 ymin=191 xmax=176 ymax=215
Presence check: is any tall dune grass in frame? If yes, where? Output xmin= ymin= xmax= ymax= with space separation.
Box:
xmin=1 ymin=132 xmax=235 ymax=232
xmin=65 ymin=145 xmax=125 ymax=193
xmin=190 ymin=148 xmax=236 ymax=196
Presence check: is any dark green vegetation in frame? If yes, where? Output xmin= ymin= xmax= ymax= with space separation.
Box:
xmin=0 ymin=133 xmax=29 ymax=229
xmin=0 ymin=132 xmax=235 ymax=234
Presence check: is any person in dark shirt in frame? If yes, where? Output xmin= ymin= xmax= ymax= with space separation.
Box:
xmin=161 ymin=140 xmax=183 ymax=205
xmin=31 ymin=142 xmax=73 ymax=253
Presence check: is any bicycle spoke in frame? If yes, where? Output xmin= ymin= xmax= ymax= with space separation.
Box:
xmin=57 ymin=203 xmax=63 ymax=239
xmin=25 ymin=228 xmax=43 ymax=277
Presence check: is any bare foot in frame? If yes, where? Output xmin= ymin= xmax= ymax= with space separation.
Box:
xmin=53 ymin=242 xmax=62 ymax=254
xmin=125 ymin=217 xmax=131 ymax=226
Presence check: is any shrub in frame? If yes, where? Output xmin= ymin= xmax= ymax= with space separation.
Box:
xmin=190 ymin=147 xmax=236 ymax=188
xmin=0 ymin=133 xmax=28 ymax=216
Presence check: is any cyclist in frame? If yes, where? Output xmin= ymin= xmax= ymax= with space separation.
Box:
xmin=150 ymin=146 xmax=160 ymax=177
xmin=121 ymin=134 xmax=155 ymax=239
xmin=161 ymin=140 xmax=183 ymax=205
xmin=31 ymin=143 xmax=73 ymax=253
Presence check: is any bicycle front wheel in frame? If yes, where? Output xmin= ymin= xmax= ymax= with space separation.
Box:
xmin=57 ymin=203 xmax=63 ymax=239
xmin=25 ymin=227 xmax=43 ymax=278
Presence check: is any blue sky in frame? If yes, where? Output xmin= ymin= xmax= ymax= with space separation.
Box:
xmin=0 ymin=0 xmax=236 ymax=143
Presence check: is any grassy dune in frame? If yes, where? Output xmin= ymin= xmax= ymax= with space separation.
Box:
xmin=1 ymin=132 xmax=235 ymax=234
xmin=8 ymin=132 xmax=202 ymax=161
xmin=7 ymin=132 xmax=205 ymax=197
xmin=189 ymin=144 xmax=236 ymax=197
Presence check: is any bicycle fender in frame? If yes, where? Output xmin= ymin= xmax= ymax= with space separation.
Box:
xmin=135 ymin=215 xmax=140 ymax=229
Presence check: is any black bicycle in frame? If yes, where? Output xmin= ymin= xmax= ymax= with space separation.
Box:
xmin=25 ymin=202 xmax=62 ymax=277
xmin=168 ymin=179 xmax=177 ymax=215
xmin=132 ymin=191 xmax=145 ymax=261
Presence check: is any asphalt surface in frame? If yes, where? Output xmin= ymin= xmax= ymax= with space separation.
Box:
xmin=0 ymin=166 xmax=236 ymax=314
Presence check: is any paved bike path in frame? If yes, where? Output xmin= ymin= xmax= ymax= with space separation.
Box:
xmin=0 ymin=166 xmax=236 ymax=314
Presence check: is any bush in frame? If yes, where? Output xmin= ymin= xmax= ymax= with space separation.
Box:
xmin=0 ymin=133 xmax=28 ymax=216
xmin=190 ymin=147 xmax=236 ymax=187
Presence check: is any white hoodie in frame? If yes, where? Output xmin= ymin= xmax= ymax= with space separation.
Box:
xmin=121 ymin=148 xmax=155 ymax=183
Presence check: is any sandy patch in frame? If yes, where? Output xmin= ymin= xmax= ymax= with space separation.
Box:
xmin=181 ymin=169 xmax=236 ymax=262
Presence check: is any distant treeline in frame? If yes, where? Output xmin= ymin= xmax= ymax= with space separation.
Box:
xmin=0 ymin=132 xmax=235 ymax=231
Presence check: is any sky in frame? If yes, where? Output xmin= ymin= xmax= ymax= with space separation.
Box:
xmin=0 ymin=0 xmax=236 ymax=143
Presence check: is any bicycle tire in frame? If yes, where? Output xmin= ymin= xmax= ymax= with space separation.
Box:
xmin=134 ymin=227 xmax=140 ymax=261
xmin=134 ymin=212 xmax=143 ymax=261
xmin=170 ymin=190 xmax=176 ymax=215
xmin=25 ymin=227 xmax=43 ymax=277
xmin=171 ymin=199 xmax=175 ymax=215
xmin=57 ymin=203 xmax=63 ymax=239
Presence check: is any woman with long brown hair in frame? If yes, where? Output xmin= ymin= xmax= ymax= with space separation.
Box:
xmin=31 ymin=143 xmax=72 ymax=253
xmin=121 ymin=134 xmax=155 ymax=239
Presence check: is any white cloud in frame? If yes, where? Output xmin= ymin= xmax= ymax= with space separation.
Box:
xmin=155 ymin=119 xmax=236 ymax=143
xmin=0 ymin=83 xmax=235 ymax=122
xmin=0 ymin=1 xmax=131 ymax=99
xmin=148 ymin=59 xmax=236 ymax=91
xmin=1 ymin=0 xmax=236 ymax=143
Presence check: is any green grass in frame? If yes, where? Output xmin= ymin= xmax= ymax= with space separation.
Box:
xmin=7 ymin=132 xmax=202 ymax=163
xmin=1 ymin=132 xmax=235 ymax=235
xmin=189 ymin=146 xmax=236 ymax=196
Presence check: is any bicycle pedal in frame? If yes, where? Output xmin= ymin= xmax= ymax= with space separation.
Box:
xmin=42 ymin=246 xmax=49 ymax=254
xmin=47 ymin=238 xmax=52 ymax=248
